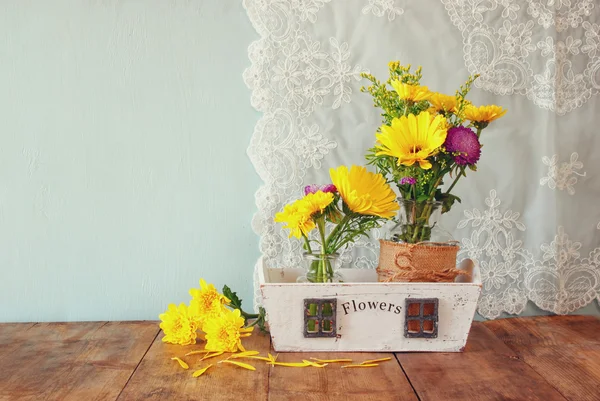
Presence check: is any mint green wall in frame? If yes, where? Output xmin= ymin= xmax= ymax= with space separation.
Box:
xmin=0 ymin=1 xmax=260 ymax=322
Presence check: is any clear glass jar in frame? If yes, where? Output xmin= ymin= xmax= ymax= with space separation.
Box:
xmin=297 ymin=252 xmax=342 ymax=283
xmin=388 ymin=199 xmax=455 ymax=244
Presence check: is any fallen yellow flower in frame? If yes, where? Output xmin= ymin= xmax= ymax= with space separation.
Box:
xmin=360 ymin=357 xmax=392 ymax=365
xmin=171 ymin=357 xmax=189 ymax=370
xmin=220 ymin=360 xmax=256 ymax=371
xmin=341 ymin=364 xmax=379 ymax=368
xmin=192 ymin=364 xmax=213 ymax=377
xmin=310 ymin=358 xmax=353 ymax=363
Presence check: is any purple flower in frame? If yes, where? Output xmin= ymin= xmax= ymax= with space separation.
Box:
xmin=304 ymin=184 xmax=337 ymax=195
xmin=444 ymin=126 xmax=481 ymax=166
xmin=399 ymin=177 xmax=416 ymax=185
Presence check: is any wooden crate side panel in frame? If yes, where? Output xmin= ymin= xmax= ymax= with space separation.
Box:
xmin=261 ymin=282 xmax=480 ymax=352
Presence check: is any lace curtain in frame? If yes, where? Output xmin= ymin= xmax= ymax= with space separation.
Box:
xmin=243 ymin=0 xmax=600 ymax=319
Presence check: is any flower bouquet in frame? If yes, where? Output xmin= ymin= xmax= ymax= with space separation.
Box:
xmin=361 ymin=62 xmax=506 ymax=282
xmin=275 ymin=165 xmax=399 ymax=283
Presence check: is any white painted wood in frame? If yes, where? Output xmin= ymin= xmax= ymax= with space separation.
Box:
xmin=259 ymin=258 xmax=482 ymax=352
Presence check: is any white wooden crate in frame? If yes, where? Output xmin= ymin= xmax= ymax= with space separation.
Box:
xmin=259 ymin=258 xmax=482 ymax=352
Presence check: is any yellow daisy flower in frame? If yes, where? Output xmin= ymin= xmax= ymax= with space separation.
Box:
xmin=298 ymin=191 xmax=334 ymax=216
xmin=275 ymin=201 xmax=316 ymax=238
xmin=329 ymin=165 xmax=399 ymax=219
xmin=375 ymin=111 xmax=447 ymax=170
xmin=189 ymin=279 xmax=230 ymax=326
xmin=429 ymin=92 xmax=457 ymax=112
xmin=202 ymin=308 xmax=254 ymax=352
xmin=159 ymin=303 xmax=199 ymax=346
xmin=275 ymin=191 xmax=333 ymax=238
xmin=390 ymin=80 xmax=431 ymax=102
xmin=464 ymin=104 xmax=507 ymax=123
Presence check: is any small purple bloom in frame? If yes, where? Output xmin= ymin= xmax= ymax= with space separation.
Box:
xmin=399 ymin=177 xmax=416 ymax=185
xmin=444 ymin=126 xmax=481 ymax=166
xmin=304 ymin=184 xmax=337 ymax=195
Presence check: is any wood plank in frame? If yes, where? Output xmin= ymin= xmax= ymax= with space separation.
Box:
xmin=486 ymin=316 xmax=600 ymax=401
xmin=396 ymin=321 xmax=568 ymax=401
xmin=117 ymin=330 xmax=271 ymax=401
xmin=461 ymin=322 xmax=517 ymax=355
xmin=0 ymin=321 xmax=159 ymax=401
xmin=0 ymin=323 xmax=36 ymax=361
xmin=485 ymin=315 xmax=600 ymax=350
xmin=268 ymin=351 xmax=417 ymax=401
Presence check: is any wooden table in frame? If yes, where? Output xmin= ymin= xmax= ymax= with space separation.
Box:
xmin=0 ymin=316 xmax=598 ymax=400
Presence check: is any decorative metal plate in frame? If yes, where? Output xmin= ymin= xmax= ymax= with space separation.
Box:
xmin=404 ymin=298 xmax=439 ymax=338
xmin=303 ymin=298 xmax=337 ymax=338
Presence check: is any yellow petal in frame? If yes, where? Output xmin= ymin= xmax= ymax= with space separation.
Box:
xmin=185 ymin=350 xmax=210 ymax=356
xmin=268 ymin=353 xmax=278 ymax=363
xmin=244 ymin=356 xmax=275 ymax=361
xmin=302 ymin=360 xmax=328 ymax=368
xmin=310 ymin=358 xmax=353 ymax=363
xmin=360 ymin=357 xmax=392 ymax=365
xmin=192 ymin=364 xmax=213 ymax=377
xmin=171 ymin=357 xmax=189 ymax=370
xmin=202 ymin=351 xmax=224 ymax=360
xmin=341 ymin=364 xmax=379 ymax=368
xmin=239 ymin=333 xmax=253 ymax=337
xmin=269 ymin=361 xmax=310 ymax=367
xmin=220 ymin=360 xmax=256 ymax=371
xmin=230 ymin=351 xmax=260 ymax=359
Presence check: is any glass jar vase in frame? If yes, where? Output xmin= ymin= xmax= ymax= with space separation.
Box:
xmin=297 ymin=252 xmax=342 ymax=283
xmin=388 ymin=199 xmax=455 ymax=244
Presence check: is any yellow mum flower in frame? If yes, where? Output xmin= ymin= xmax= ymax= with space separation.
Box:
xmin=189 ymin=279 xmax=230 ymax=326
xmin=159 ymin=303 xmax=199 ymax=346
xmin=330 ymin=165 xmax=399 ymax=219
xmin=429 ymin=92 xmax=457 ymax=112
xmin=274 ymin=201 xmax=315 ymax=238
xmin=203 ymin=308 xmax=253 ymax=352
xmin=464 ymin=104 xmax=507 ymax=123
xmin=299 ymin=191 xmax=334 ymax=216
xmin=275 ymin=191 xmax=333 ymax=238
xmin=375 ymin=111 xmax=447 ymax=170
xmin=390 ymin=80 xmax=431 ymax=102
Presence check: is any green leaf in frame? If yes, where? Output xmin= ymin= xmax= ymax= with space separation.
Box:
xmin=222 ymin=285 xmax=243 ymax=310
xmin=416 ymin=194 xmax=430 ymax=203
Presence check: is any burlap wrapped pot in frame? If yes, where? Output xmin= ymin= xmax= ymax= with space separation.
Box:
xmin=376 ymin=239 xmax=467 ymax=283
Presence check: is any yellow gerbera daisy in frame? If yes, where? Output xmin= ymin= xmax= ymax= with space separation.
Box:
xmin=390 ymin=80 xmax=431 ymax=102
xmin=329 ymin=165 xmax=399 ymax=219
xmin=275 ymin=191 xmax=333 ymax=238
xmin=429 ymin=92 xmax=457 ymax=112
xmin=202 ymin=308 xmax=254 ymax=352
xmin=189 ymin=279 xmax=230 ymax=326
xmin=298 ymin=191 xmax=334 ymax=216
xmin=274 ymin=201 xmax=315 ymax=238
xmin=159 ymin=303 xmax=199 ymax=346
xmin=464 ymin=104 xmax=507 ymax=123
xmin=375 ymin=111 xmax=447 ymax=170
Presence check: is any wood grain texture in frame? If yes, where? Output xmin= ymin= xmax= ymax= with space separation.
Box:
xmin=268 ymin=351 xmax=417 ymax=401
xmin=485 ymin=315 xmax=599 ymax=350
xmin=1 ymin=317 xmax=598 ymax=400
xmin=117 ymin=331 xmax=271 ymax=401
xmin=485 ymin=316 xmax=600 ymax=401
xmin=0 ymin=323 xmax=36 ymax=361
xmin=0 ymin=322 xmax=159 ymax=401
xmin=397 ymin=321 xmax=568 ymax=401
